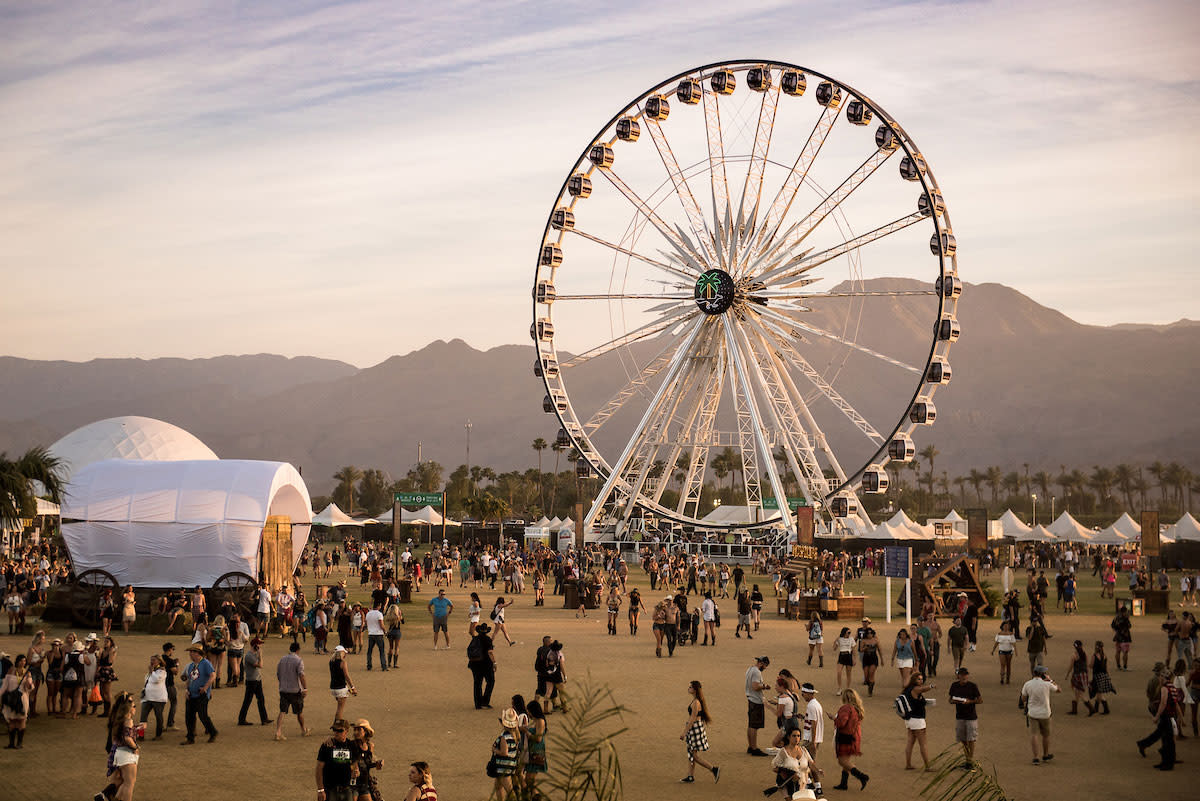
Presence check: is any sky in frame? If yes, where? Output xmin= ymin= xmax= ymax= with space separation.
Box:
xmin=1 ymin=0 xmax=1197 ymax=368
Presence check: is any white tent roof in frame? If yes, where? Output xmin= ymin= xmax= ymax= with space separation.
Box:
xmin=1166 ymin=513 xmax=1200 ymax=543
xmin=1047 ymin=511 xmax=1094 ymax=542
xmin=1109 ymin=513 xmax=1142 ymax=538
xmin=698 ymin=505 xmax=783 ymax=525
xmin=36 ymin=497 xmax=60 ymax=516
xmin=312 ymin=503 xmax=359 ymax=527
xmin=1090 ymin=525 xmax=1131 ymax=545
xmin=866 ymin=520 xmax=931 ymax=541
xmin=561 ymin=516 xmax=575 ymax=530
xmin=534 ymin=516 xmax=551 ymax=528
xmin=997 ymin=509 xmax=1032 ymax=536
xmin=373 ymin=507 xmax=458 ymax=525
xmin=939 ymin=509 xmax=964 ymax=522
xmin=49 ymin=416 xmax=217 ymax=480
xmin=548 ymin=516 xmax=563 ymax=528
xmin=886 ymin=509 xmax=919 ymax=529
xmin=1015 ymin=524 xmax=1057 ymax=543
xmin=61 ymin=458 xmax=310 ymax=588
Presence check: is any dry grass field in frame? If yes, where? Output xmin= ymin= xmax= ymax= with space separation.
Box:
xmin=0 ymin=558 xmax=1192 ymax=801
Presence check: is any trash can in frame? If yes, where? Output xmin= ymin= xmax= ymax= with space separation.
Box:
xmin=563 ymin=582 xmax=579 ymax=610
xmin=398 ymin=580 xmax=412 ymax=604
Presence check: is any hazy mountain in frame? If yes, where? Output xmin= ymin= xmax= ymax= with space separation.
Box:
xmin=1 ymin=283 xmax=1196 ymax=495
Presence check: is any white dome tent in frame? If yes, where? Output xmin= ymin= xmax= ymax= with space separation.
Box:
xmin=62 ymin=459 xmax=311 ymax=588
xmin=1109 ymin=513 xmax=1142 ymax=539
xmin=312 ymin=503 xmax=360 ymax=527
xmin=1047 ymin=511 xmax=1094 ymax=543
xmin=1015 ymin=524 xmax=1057 ymax=543
xmin=49 ymin=416 xmax=217 ymax=479
xmin=1166 ymin=513 xmax=1200 ymax=542
xmin=997 ymin=509 xmax=1032 ymax=538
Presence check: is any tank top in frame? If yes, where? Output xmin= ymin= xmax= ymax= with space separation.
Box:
xmin=1093 ymin=655 xmax=1108 ymax=673
xmin=329 ymin=659 xmax=347 ymax=690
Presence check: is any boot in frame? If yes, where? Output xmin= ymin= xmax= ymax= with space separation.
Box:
xmin=15 ymin=729 xmax=23 ymax=748
xmin=1068 ymin=701 xmax=1078 ymax=715
xmin=867 ymin=681 xmax=874 ymax=697
xmin=1086 ymin=701 xmax=1096 ymax=717
xmin=819 ymin=656 xmax=824 ymax=668
xmin=807 ymin=655 xmax=812 ymax=666
xmin=850 ymin=768 xmax=869 ymax=790
xmin=832 ymin=770 xmax=850 ymax=790
xmin=102 ymin=700 xmax=111 ymax=717
xmin=1101 ymin=700 xmax=1110 ymax=715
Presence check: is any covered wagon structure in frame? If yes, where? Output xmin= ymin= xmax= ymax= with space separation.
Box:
xmin=57 ymin=458 xmax=312 ymax=627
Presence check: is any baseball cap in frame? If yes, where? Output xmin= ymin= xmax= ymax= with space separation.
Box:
xmin=1033 ymin=665 xmax=1049 ymax=675
xmin=956 ymin=667 xmax=970 ymax=675
xmin=755 ymin=655 xmax=771 ymax=666
xmin=334 ymin=645 xmax=347 ymax=652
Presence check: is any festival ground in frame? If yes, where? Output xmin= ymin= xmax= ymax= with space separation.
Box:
xmin=0 ymin=558 xmax=1191 ymax=801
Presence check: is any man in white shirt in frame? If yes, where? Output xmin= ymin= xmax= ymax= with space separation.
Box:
xmin=364 ymin=602 xmax=387 ymax=671
xmin=745 ymin=655 xmax=770 ymax=756
xmin=701 ymin=592 xmax=717 ymax=646
xmin=1019 ymin=665 xmax=1061 ymax=765
xmin=800 ymin=682 xmax=824 ymax=795
xmin=255 ymin=585 xmax=273 ymax=636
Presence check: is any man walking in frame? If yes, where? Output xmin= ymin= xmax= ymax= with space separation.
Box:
xmin=180 ymin=643 xmax=218 ymax=745
xmin=364 ymin=602 xmax=387 ymax=671
xmin=315 ymin=718 xmax=360 ymax=801
xmin=466 ymin=622 xmax=496 ymax=709
xmin=745 ymin=655 xmax=770 ymax=756
xmin=275 ymin=641 xmax=311 ymax=740
xmin=734 ymin=589 xmax=753 ymax=639
xmin=1136 ymin=664 xmax=1178 ymax=771
xmin=428 ymin=588 xmax=453 ymax=651
xmin=949 ymin=666 xmax=982 ymax=764
xmin=237 ymin=637 xmax=271 ymax=726
xmin=161 ymin=642 xmax=179 ymax=731
xmin=799 ymin=682 xmax=824 ymax=795
xmin=1019 ymin=665 xmax=1060 ymax=765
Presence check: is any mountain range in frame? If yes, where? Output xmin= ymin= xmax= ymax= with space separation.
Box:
xmin=1 ymin=280 xmax=1197 ymax=496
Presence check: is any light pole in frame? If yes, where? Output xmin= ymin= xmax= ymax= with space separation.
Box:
xmin=465 ymin=420 xmax=473 ymax=495
xmin=417 ymin=441 xmax=422 ymax=465
xmin=1051 ymin=495 xmax=1056 ymax=522
xmin=1031 ymin=493 xmax=1037 ymax=526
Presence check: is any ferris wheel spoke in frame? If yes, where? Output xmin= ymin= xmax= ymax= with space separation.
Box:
xmin=558 ymin=307 xmax=698 ymax=370
xmin=677 ymin=345 xmax=726 ymax=518
xmin=757 ymin=147 xmax=897 ymax=269
xmin=568 ymin=227 xmax=695 ymax=284
xmin=737 ymin=324 xmax=833 ymax=504
xmin=723 ymin=316 xmax=792 ymax=521
xmin=643 ymin=116 xmax=718 ymax=266
xmin=752 ymin=314 xmax=885 ymax=445
xmin=755 ymin=289 xmax=938 ymax=301
xmin=583 ymin=317 xmax=707 ymax=531
xmin=554 ymin=292 xmax=693 ymax=301
xmin=753 ymin=305 xmax=922 ymax=375
xmin=702 ymin=90 xmax=731 ymax=265
xmin=583 ymin=347 xmax=676 ymax=436
xmin=591 ymin=166 xmax=706 ymax=272
xmin=731 ymin=82 xmax=781 ymax=276
xmin=755 ymin=211 xmax=926 ymax=285
xmin=756 ymin=105 xmax=840 ymax=253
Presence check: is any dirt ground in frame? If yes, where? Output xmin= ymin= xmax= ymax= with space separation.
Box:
xmin=0 ymin=562 xmax=1192 ymax=801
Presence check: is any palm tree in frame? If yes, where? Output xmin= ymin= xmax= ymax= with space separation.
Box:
xmin=1033 ymin=471 xmax=1052 ymax=502
xmin=0 ymin=447 xmax=67 ymax=527
xmin=1089 ymin=466 xmax=1115 ymax=514
xmin=967 ymin=469 xmax=986 ymax=504
xmin=673 ymin=453 xmax=690 ymax=493
xmin=465 ymin=491 xmax=511 ymax=530
xmin=532 ymin=438 xmax=548 ymax=508
xmin=1149 ymin=461 xmax=1168 ymax=505
xmin=985 ymin=466 xmax=1003 ymax=507
xmin=953 ymin=475 xmax=968 ymax=508
xmin=918 ymin=444 xmax=939 ymax=496
xmin=1134 ymin=472 xmax=1150 ymax=511
xmin=549 ymin=441 xmax=566 ymax=514
xmin=1113 ymin=463 xmax=1135 ymax=512
xmin=332 ymin=465 xmax=363 ymax=514
xmin=1002 ymin=471 xmax=1021 ymax=503
xmin=711 ymin=451 xmax=731 ymax=494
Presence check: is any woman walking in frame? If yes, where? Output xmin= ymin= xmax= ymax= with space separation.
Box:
xmin=652 ymin=599 xmax=668 ymax=658
xmin=605 ymin=586 xmax=623 ymax=636
xmin=807 ymin=613 xmax=825 ymax=668
xmin=329 ymin=645 xmax=357 ymax=723
xmin=139 ymin=654 xmax=168 ymax=739
xmin=100 ymin=588 xmax=116 ymax=637
xmin=490 ymin=707 xmax=522 ymax=798
xmin=859 ymin=628 xmax=881 ymax=697
xmin=892 ymin=629 xmax=916 ymax=688
xmin=25 ymin=630 xmax=45 ymax=719
xmin=524 ymin=700 xmax=548 ymax=792
xmin=628 ymin=587 xmax=645 ymax=635
xmin=205 ymin=615 xmax=227 ymax=689
xmin=1 ymin=654 xmax=35 ymax=749
xmin=107 ymin=694 xmax=140 ymax=800
xmin=491 ymin=597 xmax=515 ymax=646
xmin=1089 ymin=640 xmax=1114 ymax=715
xmin=679 ymin=680 xmax=720 ymax=784
xmin=830 ymin=688 xmax=869 ymax=790
xmin=226 ymin=613 xmax=248 ymax=687
xmin=991 ymin=621 xmax=1017 ymax=684
xmin=1066 ymin=640 xmax=1092 ymax=715
xmin=899 ymin=672 xmax=934 ymax=771
xmin=468 ymin=592 xmax=483 ymax=637
xmin=384 ymin=603 xmax=405 ymax=668
xmin=352 ymin=718 xmax=384 ymax=801
xmin=404 ymin=761 xmax=437 ymax=801
xmin=834 ymin=628 xmax=857 ymax=693
xmin=96 ymin=636 xmax=119 ymax=716
xmin=121 ymin=586 xmax=137 ymax=634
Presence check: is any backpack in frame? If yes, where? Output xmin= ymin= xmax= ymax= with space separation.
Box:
xmin=534 ymin=645 xmax=549 ymax=673
xmin=467 ymin=637 xmax=485 ymax=663
xmin=894 ymin=693 xmax=912 ymax=720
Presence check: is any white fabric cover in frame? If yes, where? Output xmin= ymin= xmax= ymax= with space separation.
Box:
xmin=1015 ymin=524 xmax=1057 ymax=543
xmin=49 ymin=416 xmax=217 ymax=479
xmin=1109 ymin=513 xmax=1142 ymax=538
xmin=312 ymin=503 xmax=359 ymax=527
xmin=698 ymin=505 xmax=782 ymax=525
xmin=1090 ymin=525 xmax=1131 ymax=545
xmin=61 ymin=459 xmax=311 ymax=588
xmin=36 ymin=498 xmax=60 ymax=516
xmin=1047 ymin=511 xmax=1094 ymax=542
xmin=1166 ymin=513 xmax=1200 ymax=543
xmin=998 ymin=509 xmax=1032 ymax=537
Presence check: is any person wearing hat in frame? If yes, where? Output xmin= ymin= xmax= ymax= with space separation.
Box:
xmin=351 ymin=718 xmax=384 ymax=801
xmin=466 ymin=623 xmax=496 ymax=710
xmin=63 ymin=640 xmax=91 ymax=719
xmin=1019 ymin=665 xmax=1060 ymax=765
xmin=490 ymin=707 xmax=522 ymax=797
xmin=799 ymin=682 xmax=824 ymax=794
xmin=316 ymin=719 xmax=361 ymax=801
xmin=237 ymin=637 xmax=271 ymax=726
xmin=180 ymin=642 xmax=218 ymax=744
xmin=950 ymin=666 xmax=982 ymax=763
xmin=745 ymin=655 xmax=771 ymax=756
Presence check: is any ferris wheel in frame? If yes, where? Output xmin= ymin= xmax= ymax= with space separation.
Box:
xmin=531 ymin=60 xmax=959 ymax=537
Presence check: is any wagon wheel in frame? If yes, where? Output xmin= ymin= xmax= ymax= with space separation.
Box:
xmin=71 ymin=568 xmax=118 ymax=628
xmin=212 ymin=571 xmax=258 ymax=620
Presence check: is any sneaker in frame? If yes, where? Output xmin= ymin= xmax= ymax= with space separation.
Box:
xmin=207 ymin=733 xmax=218 ymax=743
xmin=1041 ymin=754 xmax=1053 ymax=762
xmin=679 ymin=776 xmax=695 ymax=783
xmin=712 ymin=766 xmax=721 ymax=783
xmin=1031 ymin=758 xmax=1040 ymax=765
xmin=237 ymin=721 xmax=253 ymax=726
xmin=94 ymin=794 xmax=106 ymax=801
xmin=180 ymin=739 xmax=195 ymax=746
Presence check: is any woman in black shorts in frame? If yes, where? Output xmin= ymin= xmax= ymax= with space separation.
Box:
xmin=858 ymin=629 xmax=880 ymax=697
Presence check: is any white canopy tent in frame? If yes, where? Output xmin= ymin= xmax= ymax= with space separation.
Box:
xmin=1015 ymin=524 xmax=1057 ymax=543
xmin=1047 ymin=511 xmax=1094 ymax=543
xmin=374 ymin=506 xmax=459 ymax=526
xmin=36 ymin=498 xmax=60 ymax=516
xmin=61 ymin=459 xmax=311 ymax=588
xmin=997 ymin=509 xmax=1032 ymax=537
xmin=1109 ymin=513 xmax=1142 ymax=539
xmin=1166 ymin=513 xmax=1200 ymax=542
xmin=1089 ymin=526 xmax=1130 ymax=546
xmin=698 ymin=505 xmax=783 ymax=526
xmin=312 ymin=503 xmax=360 ymax=528
xmin=865 ymin=520 xmax=931 ymax=541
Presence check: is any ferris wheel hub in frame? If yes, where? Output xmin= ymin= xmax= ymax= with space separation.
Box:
xmin=694 ymin=269 xmax=736 ymax=315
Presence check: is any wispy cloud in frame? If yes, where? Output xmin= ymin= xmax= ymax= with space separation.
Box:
xmin=1 ymin=0 xmax=1196 ymax=364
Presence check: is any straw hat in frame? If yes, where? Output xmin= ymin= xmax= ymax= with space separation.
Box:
xmin=354 ymin=718 xmax=374 ymax=737
xmin=500 ymin=708 xmax=520 ymax=729
xmin=185 ymin=643 xmax=204 ymax=653
xmin=72 ymin=642 xmax=85 ymax=652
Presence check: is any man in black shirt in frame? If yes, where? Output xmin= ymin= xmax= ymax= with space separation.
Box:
xmin=316 ymin=719 xmax=360 ymax=801
xmin=161 ymin=642 xmax=179 ymax=730
xmin=949 ymin=666 xmax=982 ymax=763
xmin=467 ymin=623 xmax=496 ymax=709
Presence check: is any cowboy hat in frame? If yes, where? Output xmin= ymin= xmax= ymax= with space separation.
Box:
xmin=185 ymin=643 xmax=205 ymax=653
xmin=500 ymin=708 xmax=520 ymax=729
xmin=353 ymin=718 xmax=374 ymax=737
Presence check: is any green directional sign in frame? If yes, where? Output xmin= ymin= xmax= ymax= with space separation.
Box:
xmin=762 ymin=497 xmax=807 ymax=511
xmin=394 ymin=492 xmax=444 ymax=506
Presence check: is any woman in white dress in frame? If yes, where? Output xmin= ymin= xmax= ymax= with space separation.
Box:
xmin=765 ymin=727 xmax=820 ymax=798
